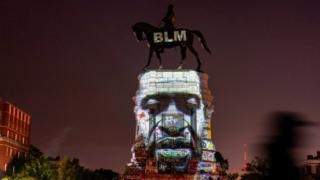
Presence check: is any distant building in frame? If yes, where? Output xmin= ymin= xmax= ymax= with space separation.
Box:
xmin=0 ymin=101 xmax=31 ymax=173
xmin=302 ymin=151 xmax=320 ymax=179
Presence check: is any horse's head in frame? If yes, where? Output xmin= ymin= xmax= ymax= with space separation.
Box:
xmin=132 ymin=24 xmax=144 ymax=41
xmin=132 ymin=22 xmax=156 ymax=41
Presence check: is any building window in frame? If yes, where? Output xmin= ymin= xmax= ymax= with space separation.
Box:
xmin=6 ymin=147 xmax=9 ymax=156
xmin=8 ymin=116 xmax=11 ymax=127
xmin=22 ymin=137 xmax=25 ymax=144
xmin=4 ymin=163 xmax=7 ymax=171
xmin=15 ymin=134 xmax=17 ymax=141
xmin=7 ymin=130 xmax=9 ymax=137
xmin=16 ymin=118 xmax=18 ymax=131
xmin=13 ymin=118 xmax=15 ymax=129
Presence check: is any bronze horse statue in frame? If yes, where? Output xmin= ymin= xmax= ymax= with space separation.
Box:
xmin=132 ymin=22 xmax=211 ymax=72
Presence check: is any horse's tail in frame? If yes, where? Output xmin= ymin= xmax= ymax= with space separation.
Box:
xmin=192 ymin=30 xmax=212 ymax=54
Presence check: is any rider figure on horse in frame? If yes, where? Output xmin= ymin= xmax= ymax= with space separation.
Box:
xmin=160 ymin=4 xmax=176 ymax=33
xmin=158 ymin=4 xmax=176 ymax=54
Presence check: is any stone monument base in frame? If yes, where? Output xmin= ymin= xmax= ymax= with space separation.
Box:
xmin=123 ymin=69 xmax=219 ymax=180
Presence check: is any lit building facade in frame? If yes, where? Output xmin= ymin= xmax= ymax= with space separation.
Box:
xmin=302 ymin=151 xmax=320 ymax=179
xmin=0 ymin=100 xmax=31 ymax=172
xmin=124 ymin=70 xmax=218 ymax=179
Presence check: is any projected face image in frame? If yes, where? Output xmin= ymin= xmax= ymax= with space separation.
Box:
xmin=131 ymin=71 xmax=214 ymax=173
xmin=138 ymin=94 xmax=202 ymax=173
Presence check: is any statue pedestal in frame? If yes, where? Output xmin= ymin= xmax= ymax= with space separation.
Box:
xmin=123 ymin=69 xmax=219 ymax=179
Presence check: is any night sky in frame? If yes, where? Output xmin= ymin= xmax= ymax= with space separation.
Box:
xmin=1 ymin=0 xmax=320 ymax=173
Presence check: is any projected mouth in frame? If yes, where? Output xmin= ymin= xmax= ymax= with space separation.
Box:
xmin=154 ymin=114 xmax=193 ymax=173
xmin=156 ymin=148 xmax=192 ymax=173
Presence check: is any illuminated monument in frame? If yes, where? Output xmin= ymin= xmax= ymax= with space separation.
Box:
xmin=124 ymin=70 xmax=217 ymax=179
xmin=124 ymin=4 xmax=218 ymax=179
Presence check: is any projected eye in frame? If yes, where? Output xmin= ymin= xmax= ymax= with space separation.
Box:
xmin=146 ymin=99 xmax=159 ymax=105
xmin=187 ymin=98 xmax=197 ymax=105
xmin=186 ymin=97 xmax=199 ymax=109
xmin=144 ymin=98 xmax=159 ymax=110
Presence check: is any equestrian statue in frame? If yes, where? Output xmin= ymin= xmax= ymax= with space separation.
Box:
xmin=132 ymin=4 xmax=211 ymax=72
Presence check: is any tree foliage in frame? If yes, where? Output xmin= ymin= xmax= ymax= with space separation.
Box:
xmin=241 ymin=156 xmax=269 ymax=180
xmin=227 ymin=173 xmax=239 ymax=180
xmin=6 ymin=145 xmax=119 ymax=180
xmin=56 ymin=156 xmax=82 ymax=180
xmin=13 ymin=156 xmax=55 ymax=180
xmin=215 ymin=151 xmax=229 ymax=175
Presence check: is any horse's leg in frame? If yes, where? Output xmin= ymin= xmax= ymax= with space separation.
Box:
xmin=144 ymin=48 xmax=154 ymax=71
xmin=187 ymin=45 xmax=202 ymax=72
xmin=178 ymin=45 xmax=187 ymax=69
xmin=156 ymin=50 xmax=162 ymax=69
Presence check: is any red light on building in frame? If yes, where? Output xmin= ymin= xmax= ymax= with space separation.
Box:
xmin=0 ymin=100 xmax=31 ymax=173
